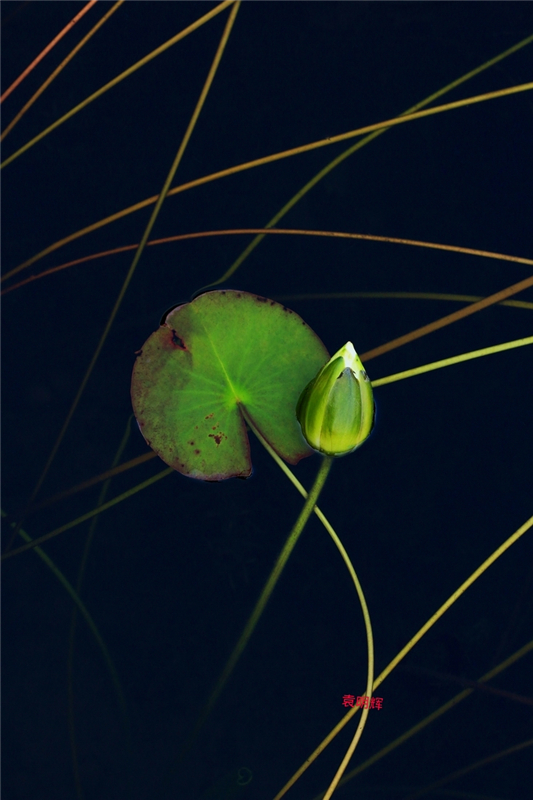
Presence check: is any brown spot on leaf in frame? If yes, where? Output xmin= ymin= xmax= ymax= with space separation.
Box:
xmin=170 ymin=330 xmax=186 ymax=349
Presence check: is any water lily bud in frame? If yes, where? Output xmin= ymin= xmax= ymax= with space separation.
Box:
xmin=296 ymin=342 xmax=375 ymax=457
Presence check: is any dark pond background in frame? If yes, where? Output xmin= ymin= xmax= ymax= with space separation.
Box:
xmin=2 ymin=2 xmax=533 ymax=799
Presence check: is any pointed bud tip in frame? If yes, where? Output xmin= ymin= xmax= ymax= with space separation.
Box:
xmin=296 ymin=341 xmax=375 ymax=457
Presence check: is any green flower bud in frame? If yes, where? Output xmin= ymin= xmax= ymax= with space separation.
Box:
xmin=296 ymin=342 xmax=375 ymax=457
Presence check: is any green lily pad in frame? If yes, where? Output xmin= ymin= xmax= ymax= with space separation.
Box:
xmin=131 ymin=290 xmax=329 ymax=480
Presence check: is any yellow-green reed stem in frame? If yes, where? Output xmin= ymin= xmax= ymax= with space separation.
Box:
xmin=174 ymin=453 xmax=334 ymax=766
xmin=374 ymin=514 xmax=533 ymax=690
xmin=204 ymin=28 xmax=533 ymax=288
xmin=1 ymin=1 xmax=124 ymax=140
xmin=6 ymin=334 xmax=530 ymax=562
xmin=247 ymin=418 xmax=375 ymax=800
xmin=361 ymin=276 xmax=533 ymax=362
xmin=0 ymin=0 xmax=99 ymax=106
xmin=1 ymin=467 xmax=173 ymax=560
xmin=5 ymin=79 xmax=533 ymax=283
xmin=372 ymin=336 xmax=533 ymax=388
xmin=279 ymin=513 xmax=533 ymax=799
xmin=277 ymin=291 xmax=533 ymax=310
xmin=21 ymin=451 xmax=157 ymax=518
xmin=23 ymin=1 xmax=240 ymax=507
xmin=336 ymin=639 xmax=533 ymax=796
xmin=0 ymin=0 xmax=236 ymax=167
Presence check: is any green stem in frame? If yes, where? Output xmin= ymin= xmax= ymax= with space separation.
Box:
xmin=1 ymin=510 xmax=129 ymax=733
xmin=249 ymin=423 xmax=375 ymax=800
xmin=174 ymin=453 xmax=333 ymax=765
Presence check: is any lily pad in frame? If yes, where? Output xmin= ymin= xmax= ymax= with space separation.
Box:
xmin=131 ymin=290 xmax=329 ymax=480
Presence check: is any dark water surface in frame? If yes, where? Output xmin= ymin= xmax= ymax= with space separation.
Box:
xmin=2 ymin=3 xmax=533 ymax=799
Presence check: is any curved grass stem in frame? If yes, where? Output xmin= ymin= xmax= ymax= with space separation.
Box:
xmin=1 ymin=467 xmax=173 ymax=561
xmin=335 ymin=639 xmax=533 ymax=795
xmin=171 ymin=451 xmax=334 ymax=774
xmin=0 ymin=509 xmax=130 ymax=741
xmin=21 ymin=0 xmax=241 ymax=510
xmin=280 ymin=513 xmax=533 ymax=798
xmin=4 ymin=228 xmax=531 ymax=296
xmin=4 ymin=71 xmax=533 ymax=281
xmin=245 ymin=417 xmax=375 ymax=800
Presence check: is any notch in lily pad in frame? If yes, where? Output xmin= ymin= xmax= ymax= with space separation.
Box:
xmin=131 ymin=290 xmax=329 ymax=481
